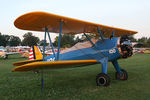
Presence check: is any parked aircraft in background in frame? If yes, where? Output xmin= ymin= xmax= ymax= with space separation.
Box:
xmin=0 ymin=46 xmax=29 ymax=59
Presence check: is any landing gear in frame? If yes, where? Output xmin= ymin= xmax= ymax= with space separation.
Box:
xmin=4 ymin=55 xmax=8 ymax=59
xmin=34 ymin=71 xmax=40 ymax=73
xmin=96 ymin=58 xmax=110 ymax=86
xmin=115 ymin=69 xmax=128 ymax=80
xmin=96 ymin=73 xmax=110 ymax=86
xmin=112 ymin=60 xmax=128 ymax=80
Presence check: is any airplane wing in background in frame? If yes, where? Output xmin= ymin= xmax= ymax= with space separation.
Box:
xmin=6 ymin=51 xmax=25 ymax=55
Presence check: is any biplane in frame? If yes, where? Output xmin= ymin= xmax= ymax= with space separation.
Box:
xmin=12 ymin=12 xmax=137 ymax=87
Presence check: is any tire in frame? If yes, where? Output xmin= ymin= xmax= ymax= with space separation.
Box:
xmin=115 ymin=69 xmax=128 ymax=80
xmin=96 ymin=73 xmax=111 ymax=86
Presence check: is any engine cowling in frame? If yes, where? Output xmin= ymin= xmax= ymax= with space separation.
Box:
xmin=118 ymin=35 xmax=133 ymax=58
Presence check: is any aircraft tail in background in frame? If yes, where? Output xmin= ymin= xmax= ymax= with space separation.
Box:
xmin=29 ymin=46 xmax=43 ymax=60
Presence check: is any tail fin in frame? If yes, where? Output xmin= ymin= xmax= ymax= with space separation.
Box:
xmin=29 ymin=47 xmax=34 ymax=60
xmin=29 ymin=46 xmax=43 ymax=60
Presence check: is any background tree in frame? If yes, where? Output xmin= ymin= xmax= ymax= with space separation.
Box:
xmin=39 ymin=40 xmax=49 ymax=46
xmin=53 ymin=34 xmax=76 ymax=48
xmin=53 ymin=34 xmax=99 ymax=48
xmin=137 ymin=37 xmax=148 ymax=47
xmin=0 ymin=33 xmax=3 ymax=46
xmin=21 ymin=32 xmax=40 ymax=47
xmin=9 ymin=35 xmax=21 ymax=46
xmin=146 ymin=38 xmax=150 ymax=47
xmin=3 ymin=35 xmax=10 ymax=47
xmin=0 ymin=33 xmax=10 ymax=47
xmin=129 ymin=35 xmax=137 ymax=42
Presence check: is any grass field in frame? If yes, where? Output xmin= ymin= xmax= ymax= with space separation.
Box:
xmin=0 ymin=54 xmax=150 ymax=100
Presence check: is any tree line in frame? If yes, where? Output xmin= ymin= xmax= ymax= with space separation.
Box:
xmin=130 ymin=36 xmax=150 ymax=47
xmin=0 ymin=32 xmax=21 ymax=47
xmin=0 ymin=32 xmax=82 ymax=47
xmin=0 ymin=32 xmax=40 ymax=47
xmin=0 ymin=32 xmax=150 ymax=48
xmin=53 ymin=34 xmax=150 ymax=48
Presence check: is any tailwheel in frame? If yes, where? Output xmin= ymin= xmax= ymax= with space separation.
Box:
xmin=4 ymin=55 xmax=8 ymax=59
xmin=115 ymin=69 xmax=128 ymax=80
xmin=96 ymin=73 xmax=111 ymax=86
xmin=34 ymin=71 xmax=40 ymax=73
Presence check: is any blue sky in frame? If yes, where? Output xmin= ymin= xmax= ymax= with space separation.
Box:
xmin=0 ymin=0 xmax=150 ymax=41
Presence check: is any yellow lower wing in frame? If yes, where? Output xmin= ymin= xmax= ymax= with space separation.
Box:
xmin=12 ymin=60 xmax=98 ymax=72
xmin=13 ymin=59 xmax=42 ymax=66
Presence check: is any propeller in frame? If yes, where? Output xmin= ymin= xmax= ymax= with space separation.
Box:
xmin=119 ymin=35 xmax=133 ymax=58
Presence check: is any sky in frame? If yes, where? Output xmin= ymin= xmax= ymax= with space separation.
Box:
xmin=0 ymin=0 xmax=150 ymax=41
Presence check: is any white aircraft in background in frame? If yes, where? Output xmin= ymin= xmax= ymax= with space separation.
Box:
xmin=0 ymin=46 xmax=27 ymax=59
xmin=0 ymin=47 xmax=8 ymax=59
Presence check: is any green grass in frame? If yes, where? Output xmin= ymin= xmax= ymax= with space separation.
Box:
xmin=0 ymin=54 xmax=150 ymax=100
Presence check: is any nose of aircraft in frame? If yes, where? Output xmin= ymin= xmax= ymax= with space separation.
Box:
xmin=119 ymin=35 xmax=133 ymax=58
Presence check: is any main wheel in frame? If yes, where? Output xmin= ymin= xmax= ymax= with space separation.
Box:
xmin=115 ymin=69 xmax=128 ymax=80
xmin=96 ymin=73 xmax=111 ymax=86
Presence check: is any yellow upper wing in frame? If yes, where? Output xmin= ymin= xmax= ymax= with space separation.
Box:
xmin=14 ymin=11 xmax=137 ymax=36
xmin=12 ymin=60 xmax=98 ymax=72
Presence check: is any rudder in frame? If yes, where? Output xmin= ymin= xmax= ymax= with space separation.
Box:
xmin=29 ymin=46 xmax=43 ymax=60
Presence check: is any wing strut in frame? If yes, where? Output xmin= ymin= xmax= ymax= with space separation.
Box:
xmin=97 ymin=27 xmax=104 ymax=41
xmin=43 ymin=29 xmax=47 ymax=60
xmin=56 ymin=20 xmax=63 ymax=61
xmin=110 ymin=31 xmax=115 ymax=39
xmin=83 ymin=33 xmax=95 ymax=47
xmin=41 ymin=28 xmax=47 ymax=91
xmin=46 ymin=28 xmax=56 ymax=58
xmin=112 ymin=31 xmax=115 ymax=37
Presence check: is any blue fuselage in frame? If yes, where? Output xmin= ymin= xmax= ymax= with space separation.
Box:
xmin=45 ymin=37 xmax=121 ymax=62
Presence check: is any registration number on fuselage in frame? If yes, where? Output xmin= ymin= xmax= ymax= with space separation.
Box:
xmin=109 ymin=49 xmax=116 ymax=54
xmin=47 ymin=57 xmax=55 ymax=61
